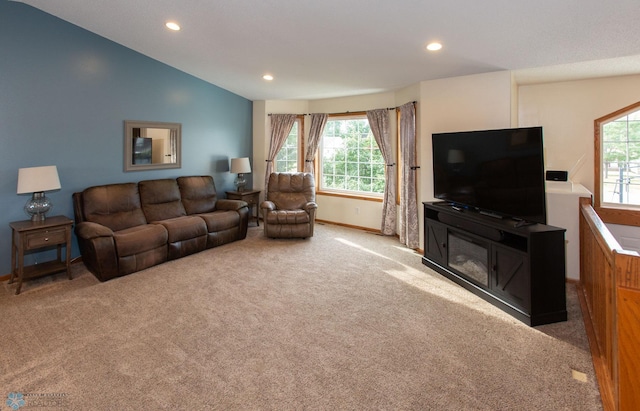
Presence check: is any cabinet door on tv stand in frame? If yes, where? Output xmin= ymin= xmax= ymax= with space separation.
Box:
xmin=425 ymin=219 xmax=447 ymax=265
xmin=491 ymin=244 xmax=531 ymax=312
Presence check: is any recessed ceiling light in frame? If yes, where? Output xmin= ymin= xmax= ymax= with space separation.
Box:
xmin=166 ymin=21 xmax=181 ymax=31
xmin=426 ymin=42 xmax=443 ymax=51
xmin=263 ymin=74 xmax=274 ymax=81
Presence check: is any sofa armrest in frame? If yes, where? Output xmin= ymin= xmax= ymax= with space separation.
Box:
xmin=74 ymin=221 xmax=119 ymax=282
xmin=216 ymin=199 xmax=248 ymax=211
xmin=75 ymin=221 xmax=114 ymax=240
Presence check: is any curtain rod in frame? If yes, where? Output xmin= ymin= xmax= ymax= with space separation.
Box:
xmin=267 ymin=101 xmax=416 ymax=116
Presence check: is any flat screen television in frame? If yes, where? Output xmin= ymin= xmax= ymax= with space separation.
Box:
xmin=432 ymin=126 xmax=547 ymax=225
xmin=133 ymin=137 xmax=152 ymax=165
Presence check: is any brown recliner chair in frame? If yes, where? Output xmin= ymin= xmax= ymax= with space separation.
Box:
xmin=261 ymin=172 xmax=317 ymax=238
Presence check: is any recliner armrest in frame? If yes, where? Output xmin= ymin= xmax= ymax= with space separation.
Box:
xmin=75 ymin=221 xmax=114 ymax=240
xmin=261 ymin=200 xmax=276 ymax=211
xmin=303 ymin=202 xmax=318 ymax=212
xmin=216 ymin=199 xmax=248 ymax=211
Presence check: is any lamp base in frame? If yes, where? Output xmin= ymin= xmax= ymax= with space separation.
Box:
xmin=30 ymin=214 xmax=47 ymax=222
xmin=24 ymin=191 xmax=52 ymax=222
xmin=235 ymin=173 xmax=247 ymax=192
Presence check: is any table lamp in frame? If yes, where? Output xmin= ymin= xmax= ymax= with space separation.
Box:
xmin=17 ymin=165 xmax=61 ymax=222
xmin=230 ymin=157 xmax=251 ymax=192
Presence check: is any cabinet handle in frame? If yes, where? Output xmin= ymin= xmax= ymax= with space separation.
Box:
xmin=442 ymin=243 xmax=446 ymax=248
xmin=44 ymin=237 xmax=49 ymax=241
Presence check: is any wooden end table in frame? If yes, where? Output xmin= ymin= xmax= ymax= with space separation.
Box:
xmin=226 ymin=190 xmax=261 ymax=226
xmin=9 ymin=215 xmax=74 ymax=295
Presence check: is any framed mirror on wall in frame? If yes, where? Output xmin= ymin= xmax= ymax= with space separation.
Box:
xmin=124 ymin=120 xmax=181 ymax=172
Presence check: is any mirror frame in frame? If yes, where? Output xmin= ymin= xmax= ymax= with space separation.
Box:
xmin=124 ymin=120 xmax=182 ymax=172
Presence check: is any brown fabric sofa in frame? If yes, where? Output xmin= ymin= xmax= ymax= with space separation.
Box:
xmin=261 ymin=172 xmax=317 ymax=238
xmin=72 ymin=176 xmax=249 ymax=281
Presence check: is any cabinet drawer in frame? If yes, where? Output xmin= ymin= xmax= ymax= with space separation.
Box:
xmin=25 ymin=228 xmax=67 ymax=249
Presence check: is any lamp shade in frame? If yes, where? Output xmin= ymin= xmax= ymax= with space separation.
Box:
xmin=230 ymin=157 xmax=251 ymax=174
xmin=17 ymin=165 xmax=61 ymax=194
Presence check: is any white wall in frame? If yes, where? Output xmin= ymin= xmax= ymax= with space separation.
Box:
xmin=518 ymin=74 xmax=640 ymax=192
xmin=145 ymin=128 xmax=171 ymax=164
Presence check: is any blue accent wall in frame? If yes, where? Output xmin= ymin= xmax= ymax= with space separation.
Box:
xmin=0 ymin=1 xmax=253 ymax=275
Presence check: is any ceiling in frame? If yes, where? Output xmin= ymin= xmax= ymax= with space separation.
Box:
xmin=17 ymin=0 xmax=640 ymax=101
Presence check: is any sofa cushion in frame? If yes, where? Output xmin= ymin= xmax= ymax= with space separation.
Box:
xmin=113 ymin=224 xmax=168 ymax=257
xmin=198 ymin=210 xmax=240 ymax=232
xmin=153 ymin=216 xmax=207 ymax=243
xmin=177 ymin=176 xmax=218 ymax=214
xmin=139 ymin=179 xmax=187 ymax=222
xmin=82 ymin=183 xmax=147 ymax=232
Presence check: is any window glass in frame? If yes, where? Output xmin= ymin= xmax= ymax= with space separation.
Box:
xmin=319 ymin=115 xmax=385 ymax=196
xmin=275 ymin=117 xmax=302 ymax=172
xmin=601 ymin=108 xmax=640 ymax=206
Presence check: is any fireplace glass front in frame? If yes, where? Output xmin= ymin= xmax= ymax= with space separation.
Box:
xmin=448 ymin=231 xmax=489 ymax=286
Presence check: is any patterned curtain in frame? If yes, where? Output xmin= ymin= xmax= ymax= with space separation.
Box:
xmin=304 ymin=113 xmax=328 ymax=174
xmin=399 ymin=102 xmax=419 ymax=248
xmin=170 ymin=128 xmax=178 ymax=164
xmin=265 ymin=114 xmax=297 ymax=197
xmin=367 ymin=109 xmax=396 ymax=236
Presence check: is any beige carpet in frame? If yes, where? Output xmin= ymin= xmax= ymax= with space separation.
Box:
xmin=1 ymin=223 xmax=601 ymax=410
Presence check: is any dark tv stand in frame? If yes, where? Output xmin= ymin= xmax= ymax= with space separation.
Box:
xmin=422 ymin=201 xmax=567 ymax=326
xmin=478 ymin=209 xmax=503 ymax=219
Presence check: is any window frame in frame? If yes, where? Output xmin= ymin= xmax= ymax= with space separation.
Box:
xmin=594 ymin=100 xmax=640 ymax=226
xmin=274 ymin=115 xmax=304 ymax=173
xmin=316 ymin=112 xmax=385 ymax=201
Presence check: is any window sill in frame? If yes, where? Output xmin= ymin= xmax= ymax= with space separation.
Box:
xmin=317 ymin=190 xmax=383 ymax=202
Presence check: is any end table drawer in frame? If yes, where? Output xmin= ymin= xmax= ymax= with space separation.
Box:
xmin=25 ymin=228 xmax=67 ymax=249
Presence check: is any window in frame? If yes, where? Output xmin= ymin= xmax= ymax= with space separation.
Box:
xmin=319 ymin=114 xmax=385 ymax=196
xmin=595 ymin=101 xmax=640 ymax=226
xmin=275 ymin=116 xmax=303 ymax=172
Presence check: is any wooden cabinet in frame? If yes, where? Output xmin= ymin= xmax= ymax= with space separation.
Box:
xmin=492 ymin=244 xmax=530 ymax=312
xmin=226 ymin=190 xmax=261 ymax=226
xmin=422 ymin=202 xmax=566 ymax=326
xmin=9 ymin=215 xmax=73 ymax=295
xmin=424 ymin=218 xmax=447 ymax=265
